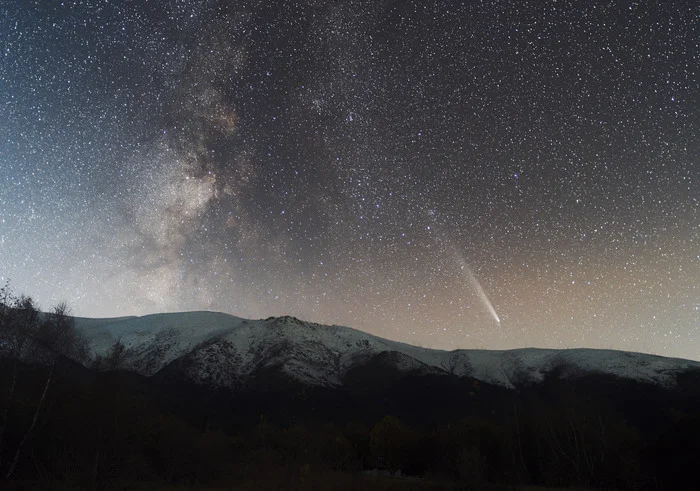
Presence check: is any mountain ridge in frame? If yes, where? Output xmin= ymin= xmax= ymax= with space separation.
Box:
xmin=75 ymin=310 xmax=700 ymax=391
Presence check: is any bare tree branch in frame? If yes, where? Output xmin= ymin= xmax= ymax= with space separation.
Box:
xmin=5 ymin=362 xmax=55 ymax=479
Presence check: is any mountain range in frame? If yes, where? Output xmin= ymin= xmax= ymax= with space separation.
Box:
xmin=76 ymin=311 xmax=700 ymax=392
xmin=3 ymin=309 xmax=699 ymax=489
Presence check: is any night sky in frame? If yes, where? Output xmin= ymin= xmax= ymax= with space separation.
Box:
xmin=1 ymin=1 xmax=698 ymax=360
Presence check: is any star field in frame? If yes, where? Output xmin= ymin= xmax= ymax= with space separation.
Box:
xmin=1 ymin=0 xmax=698 ymax=360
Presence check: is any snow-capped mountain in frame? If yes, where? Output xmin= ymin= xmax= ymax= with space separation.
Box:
xmin=76 ymin=311 xmax=700 ymax=390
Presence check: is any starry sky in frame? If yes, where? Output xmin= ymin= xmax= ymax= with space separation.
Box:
xmin=1 ymin=0 xmax=698 ymax=360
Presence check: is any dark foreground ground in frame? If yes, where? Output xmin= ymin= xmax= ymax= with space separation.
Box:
xmin=1 ymin=358 xmax=698 ymax=490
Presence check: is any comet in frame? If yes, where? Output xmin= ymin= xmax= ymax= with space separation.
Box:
xmin=423 ymin=213 xmax=501 ymax=324
xmin=457 ymin=255 xmax=501 ymax=324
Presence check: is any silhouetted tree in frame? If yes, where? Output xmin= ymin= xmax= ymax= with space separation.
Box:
xmin=0 ymin=282 xmax=88 ymax=365
xmin=38 ymin=301 xmax=89 ymax=364
xmin=93 ymin=339 xmax=131 ymax=370
xmin=0 ymin=282 xmax=88 ymax=478
xmin=441 ymin=352 xmax=472 ymax=376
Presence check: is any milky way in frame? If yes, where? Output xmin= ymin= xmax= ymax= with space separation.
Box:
xmin=1 ymin=1 xmax=697 ymax=360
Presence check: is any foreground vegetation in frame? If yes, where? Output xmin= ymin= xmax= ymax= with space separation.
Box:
xmin=1 ymin=283 xmax=698 ymax=489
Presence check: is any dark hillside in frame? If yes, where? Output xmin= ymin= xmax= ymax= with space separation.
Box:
xmin=2 ymin=356 xmax=699 ymax=490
